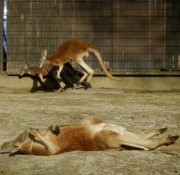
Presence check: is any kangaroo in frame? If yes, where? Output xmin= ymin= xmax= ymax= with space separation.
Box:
xmin=1 ymin=117 xmax=179 ymax=156
xmin=19 ymin=62 xmax=88 ymax=91
xmin=19 ymin=49 xmax=51 ymax=83
xmin=39 ymin=39 xmax=124 ymax=91
xmin=19 ymin=64 xmax=49 ymax=82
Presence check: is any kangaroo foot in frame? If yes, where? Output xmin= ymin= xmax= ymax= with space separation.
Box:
xmin=83 ymin=82 xmax=91 ymax=89
xmin=158 ymin=127 xmax=168 ymax=134
xmin=76 ymin=81 xmax=91 ymax=89
xmin=165 ymin=135 xmax=179 ymax=145
xmin=57 ymin=87 xmax=64 ymax=92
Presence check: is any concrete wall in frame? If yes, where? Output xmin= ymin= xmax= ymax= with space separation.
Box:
xmin=0 ymin=75 xmax=180 ymax=91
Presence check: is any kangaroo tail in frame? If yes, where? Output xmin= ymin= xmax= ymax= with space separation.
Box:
xmin=88 ymin=48 xmax=124 ymax=81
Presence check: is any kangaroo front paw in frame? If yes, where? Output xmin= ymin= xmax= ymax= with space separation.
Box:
xmin=29 ymin=128 xmax=39 ymax=140
xmin=50 ymin=124 xmax=60 ymax=136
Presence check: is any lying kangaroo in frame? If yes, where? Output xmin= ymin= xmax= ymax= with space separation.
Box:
xmin=19 ymin=62 xmax=88 ymax=91
xmin=1 ymin=117 xmax=179 ymax=156
xmin=39 ymin=39 xmax=124 ymax=91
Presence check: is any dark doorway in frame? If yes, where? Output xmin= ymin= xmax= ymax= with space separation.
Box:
xmin=3 ymin=0 xmax=7 ymax=71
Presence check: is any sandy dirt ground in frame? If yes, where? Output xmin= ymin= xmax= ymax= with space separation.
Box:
xmin=0 ymin=86 xmax=180 ymax=175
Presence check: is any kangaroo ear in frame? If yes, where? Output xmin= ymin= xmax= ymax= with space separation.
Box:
xmin=24 ymin=63 xmax=30 ymax=69
xmin=41 ymin=49 xmax=47 ymax=58
xmin=10 ymin=142 xmax=21 ymax=154
xmin=0 ymin=141 xmax=14 ymax=153
xmin=39 ymin=49 xmax=47 ymax=67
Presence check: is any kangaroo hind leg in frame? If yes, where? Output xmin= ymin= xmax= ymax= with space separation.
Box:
xmin=94 ymin=130 xmax=124 ymax=149
xmin=125 ymin=127 xmax=168 ymax=140
xmin=120 ymin=134 xmax=179 ymax=150
xmin=75 ymin=55 xmax=94 ymax=88
xmin=141 ymin=127 xmax=168 ymax=139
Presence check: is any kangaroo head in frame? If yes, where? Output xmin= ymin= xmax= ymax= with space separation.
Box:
xmin=12 ymin=129 xmax=32 ymax=153
xmin=1 ymin=129 xmax=31 ymax=154
xmin=19 ymin=63 xmax=30 ymax=77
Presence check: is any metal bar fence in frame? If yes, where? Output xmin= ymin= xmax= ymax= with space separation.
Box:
xmin=0 ymin=0 xmax=3 ymax=74
xmin=5 ymin=0 xmax=180 ymax=75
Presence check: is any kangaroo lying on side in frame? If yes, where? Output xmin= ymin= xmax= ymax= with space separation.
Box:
xmin=1 ymin=117 xmax=179 ymax=156
xmin=39 ymin=39 xmax=124 ymax=91
xmin=19 ymin=62 xmax=88 ymax=91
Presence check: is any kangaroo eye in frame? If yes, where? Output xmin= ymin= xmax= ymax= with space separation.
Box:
xmin=14 ymin=145 xmax=19 ymax=148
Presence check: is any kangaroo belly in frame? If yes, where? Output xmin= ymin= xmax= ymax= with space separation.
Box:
xmin=89 ymin=123 xmax=126 ymax=136
xmin=56 ymin=126 xmax=97 ymax=152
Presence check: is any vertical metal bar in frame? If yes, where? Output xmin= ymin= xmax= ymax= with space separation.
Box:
xmin=0 ymin=0 xmax=4 ymax=73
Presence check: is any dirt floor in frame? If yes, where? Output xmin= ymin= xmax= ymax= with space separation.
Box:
xmin=0 ymin=86 xmax=180 ymax=175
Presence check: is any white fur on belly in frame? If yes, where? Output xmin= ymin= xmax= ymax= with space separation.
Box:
xmin=89 ymin=123 xmax=126 ymax=136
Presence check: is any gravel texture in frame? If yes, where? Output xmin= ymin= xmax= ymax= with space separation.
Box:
xmin=0 ymin=87 xmax=179 ymax=175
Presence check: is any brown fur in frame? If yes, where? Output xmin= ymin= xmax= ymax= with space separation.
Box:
xmin=19 ymin=63 xmax=88 ymax=91
xmin=39 ymin=39 xmax=124 ymax=91
xmin=19 ymin=64 xmax=50 ymax=82
xmin=24 ymin=66 xmax=49 ymax=76
xmin=1 ymin=117 xmax=179 ymax=156
xmin=47 ymin=40 xmax=96 ymax=64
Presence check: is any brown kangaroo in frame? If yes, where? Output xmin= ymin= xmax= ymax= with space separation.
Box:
xmin=19 ymin=49 xmax=89 ymax=91
xmin=19 ymin=62 xmax=88 ymax=91
xmin=1 ymin=117 xmax=179 ymax=156
xmin=19 ymin=64 xmax=50 ymax=82
xmin=39 ymin=39 xmax=124 ymax=91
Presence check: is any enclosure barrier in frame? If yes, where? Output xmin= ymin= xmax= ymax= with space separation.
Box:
xmin=1 ymin=0 xmax=180 ymax=75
